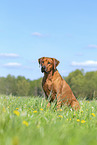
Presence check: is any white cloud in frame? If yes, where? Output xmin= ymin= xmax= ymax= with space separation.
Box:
xmin=0 ymin=53 xmax=19 ymax=58
xmin=71 ymin=61 xmax=97 ymax=67
xmin=32 ymin=32 xmax=49 ymax=37
xmin=88 ymin=45 xmax=97 ymax=49
xmin=32 ymin=32 xmax=43 ymax=37
xmin=4 ymin=63 xmax=22 ymax=67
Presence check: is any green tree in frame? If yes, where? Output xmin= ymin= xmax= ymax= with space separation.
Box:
xmin=0 ymin=77 xmax=6 ymax=94
xmin=65 ymin=69 xmax=84 ymax=87
xmin=5 ymin=75 xmax=17 ymax=95
xmin=84 ymin=71 xmax=97 ymax=99
xmin=29 ymin=78 xmax=43 ymax=96
xmin=17 ymin=79 xmax=30 ymax=96
xmin=70 ymin=74 xmax=85 ymax=98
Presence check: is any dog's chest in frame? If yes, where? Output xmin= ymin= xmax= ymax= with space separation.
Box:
xmin=42 ymin=78 xmax=53 ymax=95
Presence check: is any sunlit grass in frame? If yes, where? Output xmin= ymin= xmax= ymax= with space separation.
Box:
xmin=0 ymin=95 xmax=97 ymax=145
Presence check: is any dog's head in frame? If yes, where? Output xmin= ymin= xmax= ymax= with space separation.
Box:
xmin=38 ymin=57 xmax=60 ymax=73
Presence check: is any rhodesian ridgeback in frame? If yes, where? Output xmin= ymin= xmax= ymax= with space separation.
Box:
xmin=38 ymin=57 xmax=80 ymax=110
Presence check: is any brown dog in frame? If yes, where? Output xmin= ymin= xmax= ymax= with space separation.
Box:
xmin=38 ymin=57 xmax=80 ymax=110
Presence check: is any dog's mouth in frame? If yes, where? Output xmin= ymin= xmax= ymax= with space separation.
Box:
xmin=41 ymin=66 xmax=47 ymax=73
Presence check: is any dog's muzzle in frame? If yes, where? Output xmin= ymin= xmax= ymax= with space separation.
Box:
xmin=41 ymin=66 xmax=46 ymax=73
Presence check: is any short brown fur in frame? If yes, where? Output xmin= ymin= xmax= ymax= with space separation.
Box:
xmin=38 ymin=57 xmax=80 ymax=110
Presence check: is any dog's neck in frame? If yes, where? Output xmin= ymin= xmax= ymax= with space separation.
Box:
xmin=44 ymin=69 xmax=57 ymax=80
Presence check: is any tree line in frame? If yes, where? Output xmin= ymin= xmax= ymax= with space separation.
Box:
xmin=0 ymin=75 xmax=43 ymax=97
xmin=0 ymin=69 xmax=97 ymax=100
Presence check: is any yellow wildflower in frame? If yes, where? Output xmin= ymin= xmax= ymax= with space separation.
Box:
xmin=16 ymin=108 xmax=19 ymax=110
xmin=60 ymin=109 xmax=62 ymax=111
xmin=81 ymin=120 xmax=86 ymax=123
xmin=67 ymin=119 xmax=68 ymax=121
xmin=40 ymin=108 xmax=43 ymax=111
xmin=33 ymin=110 xmax=37 ymax=113
xmin=91 ymin=113 xmax=95 ymax=117
xmin=77 ymin=119 xmax=80 ymax=122
xmin=70 ymin=118 xmax=71 ymax=121
xmin=22 ymin=121 xmax=29 ymax=127
xmin=13 ymin=110 xmax=20 ymax=116
xmin=8 ymin=106 xmax=9 ymax=109
xmin=58 ymin=115 xmax=63 ymax=118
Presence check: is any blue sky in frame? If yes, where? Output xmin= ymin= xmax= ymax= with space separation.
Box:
xmin=0 ymin=0 xmax=97 ymax=80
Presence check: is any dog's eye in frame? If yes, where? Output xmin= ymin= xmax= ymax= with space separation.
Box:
xmin=48 ymin=62 xmax=50 ymax=64
xmin=42 ymin=61 xmax=44 ymax=63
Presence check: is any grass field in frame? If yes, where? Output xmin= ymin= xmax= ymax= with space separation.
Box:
xmin=0 ymin=95 xmax=97 ymax=145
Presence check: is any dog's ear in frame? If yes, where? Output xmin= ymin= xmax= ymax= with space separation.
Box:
xmin=38 ymin=57 xmax=44 ymax=65
xmin=38 ymin=58 xmax=41 ymax=65
xmin=53 ymin=58 xmax=60 ymax=69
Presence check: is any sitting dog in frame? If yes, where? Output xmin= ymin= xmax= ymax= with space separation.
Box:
xmin=38 ymin=57 xmax=80 ymax=110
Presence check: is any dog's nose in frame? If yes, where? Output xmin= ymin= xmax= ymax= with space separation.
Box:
xmin=41 ymin=65 xmax=46 ymax=73
xmin=42 ymin=66 xmax=46 ymax=69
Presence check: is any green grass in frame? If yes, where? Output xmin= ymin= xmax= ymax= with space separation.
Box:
xmin=0 ymin=96 xmax=97 ymax=145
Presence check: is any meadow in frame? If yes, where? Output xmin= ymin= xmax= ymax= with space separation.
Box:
xmin=0 ymin=95 xmax=97 ymax=145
